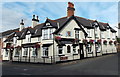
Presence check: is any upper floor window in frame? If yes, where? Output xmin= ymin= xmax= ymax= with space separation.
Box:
xmin=101 ymin=32 xmax=105 ymax=39
xmin=43 ymin=29 xmax=48 ymax=39
xmin=66 ymin=31 xmax=71 ymax=37
xmin=13 ymin=37 xmax=17 ymax=44
xmin=87 ymin=29 xmax=91 ymax=37
xmin=42 ymin=29 xmax=54 ymax=39
xmin=49 ymin=29 xmax=53 ymax=39
xmin=75 ymin=30 xmax=79 ymax=39
xmin=46 ymin=23 xmax=50 ymax=26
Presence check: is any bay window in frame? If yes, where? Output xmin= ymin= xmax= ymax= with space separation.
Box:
xmin=42 ymin=28 xmax=54 ymax=39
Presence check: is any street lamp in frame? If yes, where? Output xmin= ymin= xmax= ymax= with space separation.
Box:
xmin=92 ymin=20 xmax=98 ymax=57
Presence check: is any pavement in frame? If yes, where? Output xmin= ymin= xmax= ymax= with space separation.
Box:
xmin=1 ymin=53 xmax=119 ymax=75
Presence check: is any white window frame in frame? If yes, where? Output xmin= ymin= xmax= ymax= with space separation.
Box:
xmin=75 ymin=30 xmax=79 ymax=39
xmin=73 ymin=46 xmax=76 ymax=53
xmin=66 ymin=31 xmax=72 ymax=37
xmin=32 ymin=48 xmax=37 ymax=56
xmin=43 ymin=47 xmax=48 ymax=56
xmin=15 ymin=48 xmax=19 ymax=56
xmin=23 ymin=48 xmax=28 ymax=56
xmin=58 ymin=46 xmax=63 ymax=54
xmin=87 ymin=29 xmax=91 ymax=37
xmin=87 ymin=44 xmax=92 ymax=53
xmin=101 ymin=31 xmax=105 ymax=39
xmin=43 ymin=29 xmax=48 ymax=39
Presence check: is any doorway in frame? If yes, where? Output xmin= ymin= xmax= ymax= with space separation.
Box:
xmin=79 ymin=43 xmax=84 ymax=59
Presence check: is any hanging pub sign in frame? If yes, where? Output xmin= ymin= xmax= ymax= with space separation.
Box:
xmin=89 ymin=39 xmax=94 ymax=45
xmin=103 ymin=40 xmax=107 ymax=45
xmin=60 ymin=56 xmax=68 ymax=61
xmin=97 ymin=39 xmax=102 ymax=44
xmin=109 ymin=40 xmax=113 ymax=45
xmin=55 ymin=36 xmax=61 ymax=40
xmin=114 ymin=41 xmax=117 ymax=45
xmin=82 ymin=39 xmax=88 ymax=45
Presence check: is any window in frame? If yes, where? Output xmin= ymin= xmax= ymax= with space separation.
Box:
xmin=46 ymin=23 xmax=50 ymax=26
xmin=86 ymin=44 xmax=92 ymax=53
xmin=38 ymin=37 xmax=40 ymax=41
xmin=112 ymin=33 xmax=115 ymax=39
xmin=5 ymin=51 xmax=8 ymax=57
xmin=26 ymin=35 xmax=31 ymax=42
xmin=43 ymin=47 xmax=48 ymax=56
xmin=32 ymin=48 xmax=37 ymax=56
xmin=67 ymin=45 xmax=71 ymax=53
xmin=75 ymin=30 xmax=79 ymax=39
xmin=13 ymin=37 xmax=17 ymax=44
xmin=58 ymin=46 xmax=63 ymax=54
xmin=66 ymin=31 xmax=71 ymax=37
xmin=101 ymin=32 xmax=105 ymax=39
xmin=73 ymin=46 xmax=76 ymax=53
xmin=23 ymin=48 xmax=28 ymax=56
xmin=43 ymin=29 xmax=48 ymax=39
xmin=15 ymin=49 xmax=19 ymax=56
xmin=49 ymin=29 xmax=53 ymax=39
xmin=87 ymin=29 xmax=91 ymax=37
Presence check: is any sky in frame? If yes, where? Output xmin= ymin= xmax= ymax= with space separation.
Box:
xmin=1 ymin=2 xmax=118 ymax=32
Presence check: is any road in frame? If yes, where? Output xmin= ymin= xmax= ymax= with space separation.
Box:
xmin=2 ymin=54 xmax=118 ymax=75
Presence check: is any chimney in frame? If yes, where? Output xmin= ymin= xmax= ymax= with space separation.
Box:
xmin=67 ymin=2 xmax=75 ymax=17
xmin=32 ymin=15 xmax=39 ymax=28
xmin=19 ymin=19 xmax=24 ymax=31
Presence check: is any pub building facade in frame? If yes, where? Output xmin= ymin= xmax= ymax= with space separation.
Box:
xmin=2 ymin=2 xmax=117 ymax=63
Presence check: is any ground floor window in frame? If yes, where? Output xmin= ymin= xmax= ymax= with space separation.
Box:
xmin=32 ymin=48 xmax=38 ymax=56
xmin=43 ymin=47 xmax=48 ymax=56
xmin=23 ymin=48 xmax=28 ymax=56
xmin=58 ymin=46 xmax=63 ymax=54
xmin=15 ymin=48 xmax=19 ymax=56
xmin=86 ymin=44 xmax=92 ymax=53
xmin=67 ymin=45 xmax=71 ymax=53
xmin=5 ymin=51 xmax=8 ymax=57
xmin=73 ymin=46 xmax=76 ymax=53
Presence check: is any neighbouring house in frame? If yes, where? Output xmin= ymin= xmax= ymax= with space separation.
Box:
xmin=2 ymin=2 xmax=117 ymax=63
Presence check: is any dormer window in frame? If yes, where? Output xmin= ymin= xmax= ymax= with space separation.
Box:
xmin=46 ymin=23 xmax=50 ymax=26
xmin=107 ymin=26 xmax=109 ymax=29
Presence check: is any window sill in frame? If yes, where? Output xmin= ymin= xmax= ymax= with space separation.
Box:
xmin=88 ymin=52 xmax=93 ymax=54
xmin=14 ymin=56 xmax=19 ymax=57
xmin=73 ymin=53 xmax=78 ymax=55
xmin=58 ymin=54 xmax=65 ymax=56
xmin=42 ymin=56 xmax=49 ymax=58
xmin=88 ymin=37 xmax=92 ymax=38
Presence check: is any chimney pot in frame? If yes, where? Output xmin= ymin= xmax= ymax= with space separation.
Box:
xmin=67 ymin=2 xmax=75 ymax=17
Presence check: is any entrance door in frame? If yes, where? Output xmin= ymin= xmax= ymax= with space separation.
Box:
xmin=79 ymin=43 xmax=84 ymax=59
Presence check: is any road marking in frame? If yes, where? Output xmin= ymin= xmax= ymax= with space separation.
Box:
xmin=20 ymin=73 xmax=31 ymax=75
xmin=23 ymin=69 xmax=28 ymax=71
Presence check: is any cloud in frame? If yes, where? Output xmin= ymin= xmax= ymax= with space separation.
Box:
xmin=1 ymin=2 xmax=118 ymax=32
